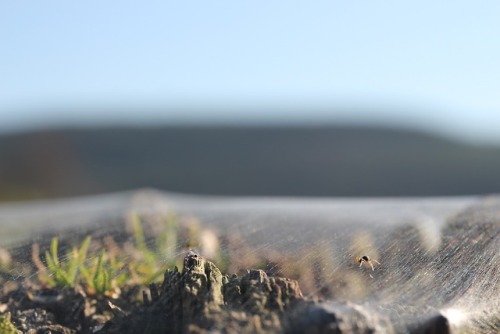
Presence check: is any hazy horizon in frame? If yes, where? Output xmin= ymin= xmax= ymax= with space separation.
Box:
xmin=1 ymin=103 xmax=498 ymax=146
xmin=2 ymin=1 xmax=499 ymax=144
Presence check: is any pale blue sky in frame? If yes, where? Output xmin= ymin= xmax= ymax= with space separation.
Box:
xmin=1 ymin=1 xmax=499 ymax=143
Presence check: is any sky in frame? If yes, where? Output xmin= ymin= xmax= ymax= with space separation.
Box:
xmin=1 ymin=1 xmax=500 ymax=143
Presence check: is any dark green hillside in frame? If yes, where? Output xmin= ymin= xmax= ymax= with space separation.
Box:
xmin=1 ymin=125 xmax=500 ymax=200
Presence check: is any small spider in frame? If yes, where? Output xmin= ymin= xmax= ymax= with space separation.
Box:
xmin=355 ymin=255 xmax=380 ymax=271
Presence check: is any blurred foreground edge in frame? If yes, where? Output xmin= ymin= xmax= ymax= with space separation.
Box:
xmin=0 ymin=189 xmax=498 ymax=333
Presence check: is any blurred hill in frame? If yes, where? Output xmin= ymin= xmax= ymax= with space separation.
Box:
xmin=1 ymin=125 xmax=500 ymax=201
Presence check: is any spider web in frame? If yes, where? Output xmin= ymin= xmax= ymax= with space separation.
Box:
xmin=0 ymin=189 xmax=498 ymax=332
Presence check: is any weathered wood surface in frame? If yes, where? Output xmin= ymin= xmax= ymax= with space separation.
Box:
xmin=0 ymin=190 xmax=498 ymax=333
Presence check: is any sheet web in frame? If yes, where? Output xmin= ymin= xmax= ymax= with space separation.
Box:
xmin=0 ymin=190 xmax=498 ymax=333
